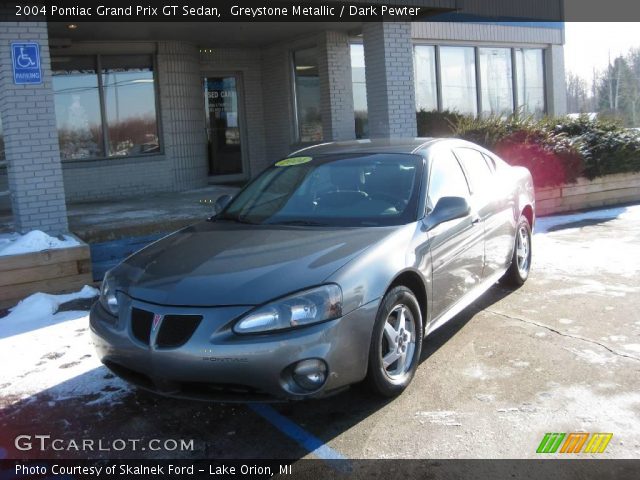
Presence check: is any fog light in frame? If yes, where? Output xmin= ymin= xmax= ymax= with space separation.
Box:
xmin=292 ymin=359 xmax=327 ymax=391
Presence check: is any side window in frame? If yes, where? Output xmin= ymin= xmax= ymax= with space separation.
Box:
xmin=481 ymin=152 xmax=496 ymax=171
xmin=427 ymin=149 xmax=470 ymax=212
xmin=455 ymin=148 xmax=494 ymax=194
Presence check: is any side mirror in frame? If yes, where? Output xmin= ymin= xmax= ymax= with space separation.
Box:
xmin=213 ymin=194 xmax=233 ymax=215
xmin=424 ymin=196 xmax=470 ymax=230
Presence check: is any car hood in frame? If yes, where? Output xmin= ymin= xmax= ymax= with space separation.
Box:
xmin=114 ymin=220 xmax=397 ymax=306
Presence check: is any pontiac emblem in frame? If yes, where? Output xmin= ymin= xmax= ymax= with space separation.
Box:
xmin=151 ymin=313 xmax=163 ymax=332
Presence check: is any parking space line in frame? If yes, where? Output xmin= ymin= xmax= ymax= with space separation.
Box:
xmin=248 ymin=403 xmax=350 ymax=470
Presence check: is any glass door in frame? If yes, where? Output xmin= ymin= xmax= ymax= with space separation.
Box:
xmin=204 ymin=75 xmax=244 ymax=178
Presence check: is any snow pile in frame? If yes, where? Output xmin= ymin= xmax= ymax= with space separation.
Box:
xmin=3 ymin=285 xmax=98 ymax=336
xmin=0 ymin=287 xmax=130 ymax=406
xmin=0 ymin=230 xmax=81 ymax=257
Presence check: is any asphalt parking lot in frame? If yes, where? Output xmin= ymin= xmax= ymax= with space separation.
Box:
xmin=1 ymin=204 xmax=639 ymax=461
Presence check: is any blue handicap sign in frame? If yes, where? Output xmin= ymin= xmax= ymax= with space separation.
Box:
xmin=11 ymin=42 xmax=42 ymax=85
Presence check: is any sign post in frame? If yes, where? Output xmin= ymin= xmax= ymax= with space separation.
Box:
xmin=11 ymin=42 xmax=42 ymax=85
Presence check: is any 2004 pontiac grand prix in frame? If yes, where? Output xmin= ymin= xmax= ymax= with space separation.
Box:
xmin=90 ymin=138 xmax=535 ymax=401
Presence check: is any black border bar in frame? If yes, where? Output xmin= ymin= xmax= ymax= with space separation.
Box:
xmin=2 ymin=459 xmax=640 ymax=480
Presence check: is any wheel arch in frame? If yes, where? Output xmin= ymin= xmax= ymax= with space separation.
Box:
xmin=521 ymin=204 xmax=534 ymax=230
xmin=386 ymin=269 xmax=428 ymax=327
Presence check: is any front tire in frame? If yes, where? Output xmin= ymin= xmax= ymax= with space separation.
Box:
xmin=502 ymin=215 xmax=532 ymax=287
xmin=366 ymin=286 xmax=423 ymax=397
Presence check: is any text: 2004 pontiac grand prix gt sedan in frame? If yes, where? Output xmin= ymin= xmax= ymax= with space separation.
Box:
xmin=90 ymin=138 xmax=534 ymax=401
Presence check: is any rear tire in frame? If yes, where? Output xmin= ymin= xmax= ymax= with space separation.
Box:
xmin=502 ymin=215 xmax=532 ymax=287
xmin=366 ymin=286 xmax=423 ymax=397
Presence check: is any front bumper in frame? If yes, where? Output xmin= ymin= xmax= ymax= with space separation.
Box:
xmin=90 ymin=294 xmax=378 ymax=401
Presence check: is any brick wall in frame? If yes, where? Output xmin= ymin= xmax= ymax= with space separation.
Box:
xmin=261 ymin=45 xmax=296 ymax=162
xmin=159 ymin=42 xmax=208 ymax=189
xmin=318 ymin=31 xmax=356 ymax=141
xmin=0 ymin=22 xmax=68 ymax=234
xmin=363 ymin=22 xmax=417 ymax=138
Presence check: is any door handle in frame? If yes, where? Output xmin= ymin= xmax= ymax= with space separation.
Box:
xmin=471 ymin=216 xmax=481 ymax=225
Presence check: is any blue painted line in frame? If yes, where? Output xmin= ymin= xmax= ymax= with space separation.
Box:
xmin=248 ymin=403 xmax=351 ymax=472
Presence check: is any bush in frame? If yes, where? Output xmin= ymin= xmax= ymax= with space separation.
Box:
xmin=544 ymin=115 xmax=640 ymax=180
xmin=416 ymin=110 xmax=640 ymax=188
xmin=416 ymin=109 xmax=464 ymax=137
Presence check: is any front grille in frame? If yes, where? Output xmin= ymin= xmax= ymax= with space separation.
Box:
xmin=156 ymin=315 xmax=202 ymax=348
xmin=130 ymin=308 xmax=202 ymax=348
xmin=131 ymin=308 xmax=154 ymax=345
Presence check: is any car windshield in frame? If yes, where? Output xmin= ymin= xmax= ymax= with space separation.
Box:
xmin=218 ymin=153 xmax=423 ymax=227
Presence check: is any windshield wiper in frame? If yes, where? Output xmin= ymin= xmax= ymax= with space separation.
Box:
xmin=272 ymin=220 xmax=329 ymax=227
xmin=210 ymin=215 xmax=256 ymax=225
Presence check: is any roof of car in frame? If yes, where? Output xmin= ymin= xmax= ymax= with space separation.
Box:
xmin=289 ymin=138 xmax=442 ymax=157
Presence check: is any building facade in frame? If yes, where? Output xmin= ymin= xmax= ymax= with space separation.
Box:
xmin=0 ymin=2 xmax=566 ymax=234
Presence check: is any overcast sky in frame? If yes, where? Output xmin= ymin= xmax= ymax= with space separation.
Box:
xmin=564 ymin=22 xmax=640 ymax=84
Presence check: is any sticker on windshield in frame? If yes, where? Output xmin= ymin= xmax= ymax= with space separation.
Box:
xmin=275 ymin=156 xmax=312 ymax=167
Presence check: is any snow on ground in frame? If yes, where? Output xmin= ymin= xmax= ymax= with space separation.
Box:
xmin=0 ymin=230 xmax=80 ymax=257
xmin=0 ymin=287 xmax=130 ymax=407
xmin=533 ymin=204 xmax=640 ymax=279
xmin=3 ymin=286 xmax=98 ymax=336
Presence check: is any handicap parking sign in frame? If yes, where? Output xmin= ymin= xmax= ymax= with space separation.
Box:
xmin=11 ymin=42 xmax=42 ymax=85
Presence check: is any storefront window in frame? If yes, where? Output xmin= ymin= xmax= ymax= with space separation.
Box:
xmin=414 ymin=45 xmax=438 ymax=113
xmin=515 ymin=48 xmax=545 ymax=116
xmin=350 ymin=44 xmax=368 ymax=139
xmin=293 ymin=47 xmax=323 ymax=143
xmin=102 ymin=55 xmax=159 ymax=156
xmin=52 ymin=54 xmax=159 ymax=161
xmin=411 ymin=45 xmax=546 ymax=118
xmin=440 ymin=46 xmax=477 ymax=116
xmin=479 ymin=47 xmax=514 ymax=117
xmin=52 ymin=56 xmax=104 ymax=160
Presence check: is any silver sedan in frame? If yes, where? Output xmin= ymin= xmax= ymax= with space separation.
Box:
xmin=90 ymin=138 xmax=535 ymax=401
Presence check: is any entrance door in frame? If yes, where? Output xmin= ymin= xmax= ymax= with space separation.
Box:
xmin=204 ymin=75 xmax=245 ymax=179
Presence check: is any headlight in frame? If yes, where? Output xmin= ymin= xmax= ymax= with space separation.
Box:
xmin=233 ymin=285 xmax=342 ymax=334
xmin=99 ymin=271 xmax=119 ymax=316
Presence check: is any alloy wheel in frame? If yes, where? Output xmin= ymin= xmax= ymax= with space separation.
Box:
xmin=380 ymin=304 xmax=416 ymax=379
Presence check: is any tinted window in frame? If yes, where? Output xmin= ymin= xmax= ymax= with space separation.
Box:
xmin=427 ymin=150 xmax=470 ymax=212
xmin=479 ymin=47 xmax=514 ymax=116
xmin=414 ymin=45 xmax=437 ymax=112
xmin=350 ymin=44 xmax=368 ymax=139
xmin=293 ymin=47 xmax=322 ymax=142
xmin=455 ymin=148 xmax=494 ymax=194
xmin=440 ymin=46 xmax=477 ymax=116
xmin=481 ymin=152 xmax=496 ymax=171
xmin=52 ymin=54 xmax=160 ymax=160
xmin=220 ymin=154 xmax=423 ymax=227
xmin=515 ymin=48 xmax=545 ymax=116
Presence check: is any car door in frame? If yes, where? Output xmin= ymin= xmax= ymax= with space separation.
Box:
xmin=425 ymin=146 xmax=485 ymax=322
xmin=455 ymin=147 xmax=515 ymax=279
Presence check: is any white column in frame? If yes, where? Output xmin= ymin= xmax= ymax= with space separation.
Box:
xmin=362 ymin=22 xmax=417 ymax=138
xmin=318 ymin=31 xmax=356 ymax=141
xmin=0 ymin=21 xmax=68 ymax=234
xmin=545 ymin=44 xmax=567 ymax=116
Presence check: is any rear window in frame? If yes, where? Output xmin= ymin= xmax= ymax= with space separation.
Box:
xmin=454 ymin=148 xmax=494 ymax=194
